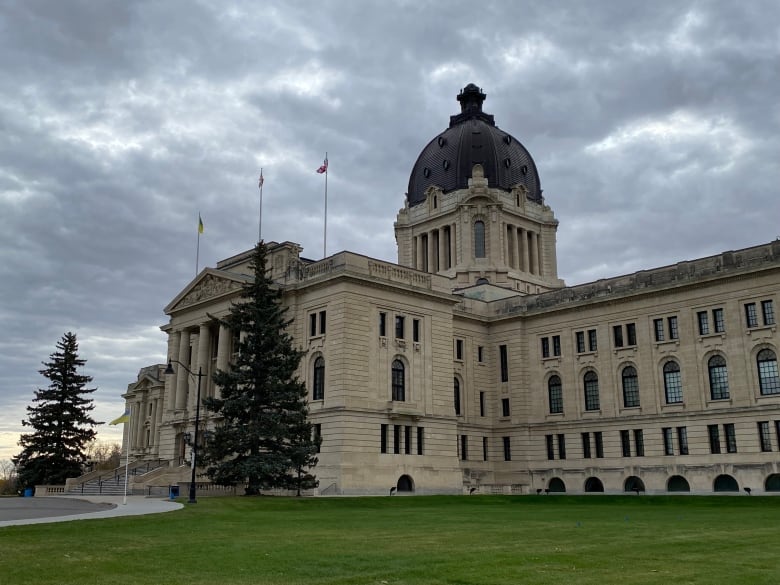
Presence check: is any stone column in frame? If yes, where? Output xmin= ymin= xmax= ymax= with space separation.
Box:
xmin=412 ymin=236 xmax=418 ymax=269
xmin=215 ymin=324 xmax=230 ymax=399
xmin=438 ymin=228 xmax=447 ymax=272
xmin=196 ymin=323 xmax=211 ymax=403
xmin=166 ymin=332 xmax=181 ymax=411
xmin=507 ymin=224 xmax=516 ymax=269
xmin=531 ymin=231 xmax=540 ymax=275
xmin=150 ymin=399 xmax=157 ymax=446
xmin=519 ymin=228 xmax=528 ymax=272
xmin=450 ymin=223 xmax=457 ymax=267
xmin=427 ymin=231 xmax=435 ymax=273
xmin=175 ymin=329 xmax=190 ymax=410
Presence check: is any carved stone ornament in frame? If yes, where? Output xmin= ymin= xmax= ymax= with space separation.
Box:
xmin=178 ymin=274 xmax=242 ymax=308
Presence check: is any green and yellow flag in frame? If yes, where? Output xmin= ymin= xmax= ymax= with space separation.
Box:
xmin=110 ymin=408 xmax=130 ymax=425
xmin=198 ymin=214 xmax=204 ymax=234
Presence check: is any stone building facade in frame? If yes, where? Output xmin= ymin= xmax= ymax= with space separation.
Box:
xmin=120 ymin=84 xmax=780 ymax=495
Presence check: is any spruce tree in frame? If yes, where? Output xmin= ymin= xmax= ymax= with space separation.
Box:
xmin=14 ymin=332 xmax=101 ymax=488
xmin=203 ymin=241 xmax=319 ymax=495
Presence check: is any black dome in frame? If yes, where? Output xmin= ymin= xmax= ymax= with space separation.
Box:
xmin=407 ymin=84 xmax=542 ymax=207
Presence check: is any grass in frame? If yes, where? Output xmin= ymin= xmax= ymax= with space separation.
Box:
xmin=1 ymin=495 xmax=779 ymax=584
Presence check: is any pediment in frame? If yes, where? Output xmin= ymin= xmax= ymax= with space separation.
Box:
xmin=165 ymin=269 xmax=247 ymax=314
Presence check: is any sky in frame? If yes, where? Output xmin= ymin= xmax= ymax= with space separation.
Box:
xmin=1 ymin=0 xmax=779 ymax=460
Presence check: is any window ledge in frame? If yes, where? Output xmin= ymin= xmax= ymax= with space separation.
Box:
xmin=655 ymin=340 xmax=681 ymax=348
xmin=613 ymin=346 xmax=638 ymax=355
xmin=746 ymin=325 xmax=776 ymax=335
xmin=697 ymin=333 xmax=725 ymax=343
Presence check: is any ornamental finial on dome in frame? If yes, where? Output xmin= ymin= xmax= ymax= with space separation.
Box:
xmin=457 ymin=83 xmax=486 ymax=114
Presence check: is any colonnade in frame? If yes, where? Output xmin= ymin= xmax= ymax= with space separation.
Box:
xmin=412 ymin=224 xmax=456 ymax=273
xmin=505 ymin=224 xmax=541 ymax=275
xmin=127 ymin=395 xmax=163 ymax=451
xmin=166 ymin=321 xmax=232 ymax=413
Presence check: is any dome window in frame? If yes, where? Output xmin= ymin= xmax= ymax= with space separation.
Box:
xmin=503 ymin=158 xmax=511 ymax=168
xmin=521 ymin=165 xmax=528 ymax=175
xmin=443 ymin=160 xmax=450 ymax=171
xmin=503 ymin=135 xmax=511 ymax=145
xmin=423 ymin=167 xmax=431 ymax=178
xmin=437 ymin=136 xmax=447 ymax=147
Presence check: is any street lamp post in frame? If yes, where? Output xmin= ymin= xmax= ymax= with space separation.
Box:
xmin=164 ymin=360 xmax=203 ymax=504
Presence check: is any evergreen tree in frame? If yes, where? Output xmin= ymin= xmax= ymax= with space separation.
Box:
xmin=203 ymin=241 xmax=319 ymax=495
xmin=14 ymin=332 xmax=101 ymax=488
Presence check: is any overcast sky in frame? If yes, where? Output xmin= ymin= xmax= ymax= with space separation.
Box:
xmin=1 ymin=0 xmax=779 ymax=460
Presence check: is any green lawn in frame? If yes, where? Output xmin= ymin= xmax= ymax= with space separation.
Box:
xmin=1 ymin=495 xmax=779 ymax=584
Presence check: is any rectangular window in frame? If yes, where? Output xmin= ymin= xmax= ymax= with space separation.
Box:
xmin=479 ymin=391 xmax=485 ymax=417
xmin=546 ymin=434 xmax=555 ymax=460
xmin=460 ymin=435 xmax=468 ymax=460
xmin=380 ymin=424 xmax=387 ymax=453
xmin=708 ymin=424 xmax=721 ymax=454
xmin=309 ymin=313 xmax=317 ymax=337
xmin=501 ymin=398 xmax=510 ymax=417
xmin=663 ymin=428 xmax=674 ymax=455
xmin=613 ymin=325 xmax=624 ymax=348
xmin=499 ymin=345 xmax=508 ymax=382
xmin=758 ymin=421 xmax=772 ymax=452
xmin=379 ymin=312 xmax=387 ymax=337
xmin=319 ymin=311 xmax=326 ymax=335
xmin=713 ymin=308 xmax=725 ymax=333
xmin=541 ymin=337 xmax=550 ymax=358
xmin=314 ymin=424 xmax=322 ymax=453
xmin=395 ymin=316 xmax=405 ymax=339
xmin=762 ymin=300 xmax=775 ymax=326
xmin=393 ymin=425 xmax=401 ymax=454
xmin=417 ymin=427 xmax=424 ymax=455
xmin=677 ymin=426 xmax=689 ymax=455
xmin=405 ymin=425 xmax=412 ymax=454
xmin=576 ymin=331 xmax=585 ymax=353
xmin=552 ymin=335 xmax=561 ymax=357
xmin=581 ymin=432 xmax=591 ymax=459
xmin=626 ymin=323 xmax=637 ymax=346
xmin=776 ymin=421 xmax=780 ymax=452
xmin=594 ymin=432 xmax=604 ymax=458
xmin=620 ymin=430 xmax=631 ymax=457
xmin=724 ymin=423 xmax=737 ymax=453
xmin=482 ymin=436 xmax=488 ymax=461
xmin=413 ymin=319 xmax=420 ymax=342
xmin=668 ymin=316 xmax=679 ymax=340
xmin=455 ymin=339 xmax=464 ymax=360
xmin=588 ymin=329 xmax=598 ymax=351
xmin=503 ymin=436 xmax=511 ymax=461
xmin=634 ymin=429 xmax=644 ymax=457
xmin=557 ymin=434 xmax=566 ymax=459
xmin=477 ymin=346 xmax=484 ymax=363
xmin=745 ymin=303 xmax=758 ymax=328
xmin=653 ymin=319 xmax=665 ymax=342
xmin=697 ymin=311 xmax=710 ymax=335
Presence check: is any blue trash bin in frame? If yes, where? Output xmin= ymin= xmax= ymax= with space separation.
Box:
xmin=169 ymin=485 xmax=180 ymax=500
xmin=23 ymin=488 xmax=33 ymax=497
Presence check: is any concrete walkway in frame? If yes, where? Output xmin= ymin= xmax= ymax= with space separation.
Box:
xmin=0 ymin=495 xmax=183 ymax=527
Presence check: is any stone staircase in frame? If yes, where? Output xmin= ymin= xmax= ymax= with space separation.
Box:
xmin=67 ymin=460 xmax=167 ymax=496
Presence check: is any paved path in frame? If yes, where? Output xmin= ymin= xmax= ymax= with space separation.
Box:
xmin=0 ymin=495 xmax=183 ymax=527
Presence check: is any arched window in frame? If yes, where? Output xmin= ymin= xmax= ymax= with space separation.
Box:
xmin=708 ymin=355 xmax=729 ymax=400
xmin=312 ymin=356 xmax=325 ymax=400
xmin=663 ymin=361 xmax=682 ymax=404
xmin=757 ymin=349 xmax=780 ymax=395
xmin=453 ymin=378 xmax=461 ymax=415
xmin=583 ymin=371 xmax=600 ymax=411
xmin=474 ymin=220 xmax=486 ymax=258
xmin=621 ymin=366 xmax=640 ymax=408
xmin=548 ymin=375 xmax=563 ymax=414
xmin=391 ymin=359 xmax=405 ymax=401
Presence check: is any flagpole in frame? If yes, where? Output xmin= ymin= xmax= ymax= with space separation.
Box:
xmin=258 ymin=169 xmax=264 ymax=242
xmin=122 ymin=415 xmax=129 ymax=505
xmin=196 ymin=212 xmax=201 ymax=277
xmin=323 ymin=152 xmax=328 ymax=258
